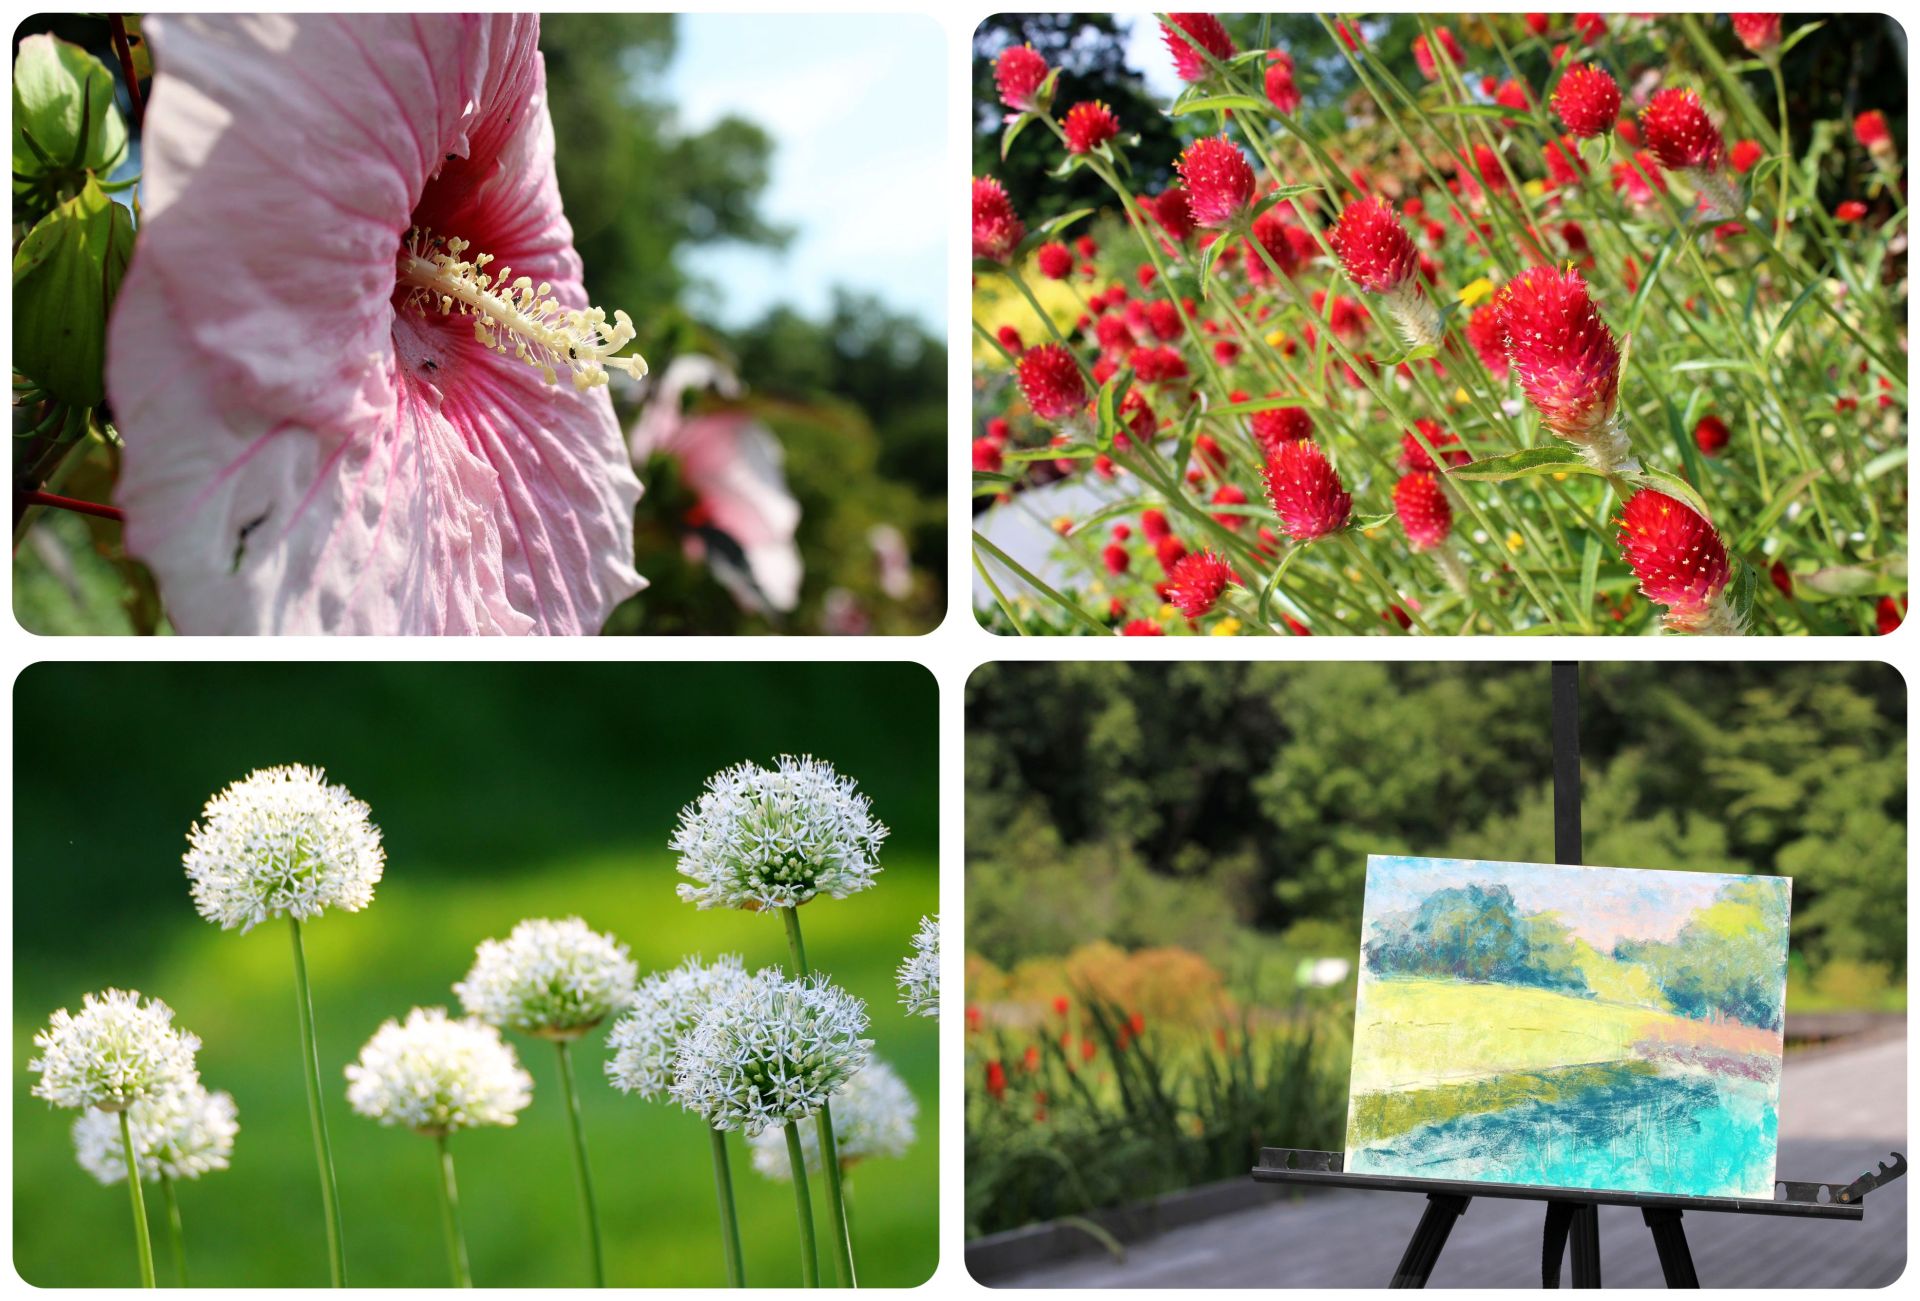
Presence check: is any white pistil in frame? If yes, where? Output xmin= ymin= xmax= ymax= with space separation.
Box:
xmin=398 ymin=232 xmax=647 ymax=390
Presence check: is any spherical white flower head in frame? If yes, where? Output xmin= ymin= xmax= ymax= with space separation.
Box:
xmin=30 ymin=989 xmax=201 ymax=1112
xmin=73 ymin=1082 xmax=238 ymax=1184
xmin=183 ymin=764 xmax=385 ymax=932
xmin=672 ymin=969 xmax=872 ymax=1136
xmin=605 ymin=954 xmax=752 ymax=1102
xmin=749 ymin=1058 xmax=917 ymax=1180
xmin=345 ymin=1007 xmax=533 ymax=1135
xmin=896 ymin=914 xmax=939 ymax=1019
xmin=672 ymin=755 xmax=889 ymax=911
xmin=454 ymin=917 xmax=637 ymax=1039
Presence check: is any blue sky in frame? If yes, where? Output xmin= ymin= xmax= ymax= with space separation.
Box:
xmin=661 ymin=13 xmax=945 ymax=332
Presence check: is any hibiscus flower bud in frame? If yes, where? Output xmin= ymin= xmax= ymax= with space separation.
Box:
xmin=1616 ymin=489 xmax=1743 ymax=634
xmin=1263 ymin=441 xmax=1353 ymax=541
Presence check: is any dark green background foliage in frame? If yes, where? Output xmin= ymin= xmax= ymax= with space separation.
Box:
xmin=14 ymin=661 xmax=938 ymax=1286
xmin=966 ymin=662 xmax=1906 ymax=991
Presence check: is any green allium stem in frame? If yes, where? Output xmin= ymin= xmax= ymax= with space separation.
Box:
xmin=709 ymin=1126 xmax=747 ymax=1287
xmin=160 ymin=1173 xmax=188 ymax=1287
xmin=785 ymin=1122 xmax=820 ymax=1288
xmin=288 ymin=916 xmax=347 ymax=1287
xmin=780 ymin=906 xmax=858 ymax=1286
xmin=433 ymin=1134 xmax=472 ymax=1288
xmin=120 ymin=1110 xmax=156 ymax=1288
xmin=553 ymin=1040 xmax=607 ymax=1286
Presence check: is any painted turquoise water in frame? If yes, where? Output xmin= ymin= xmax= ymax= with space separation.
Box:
xmin=1349 ymin=1065 xmax=1779 ymax=1198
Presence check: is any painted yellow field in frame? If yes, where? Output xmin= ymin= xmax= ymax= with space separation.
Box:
xmin=1349 ymin=977 xmax=1688 ymax=1093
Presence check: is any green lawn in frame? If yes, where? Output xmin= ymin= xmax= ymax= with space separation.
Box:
xmin=14 ymin=852 xmax=938 ymax=1288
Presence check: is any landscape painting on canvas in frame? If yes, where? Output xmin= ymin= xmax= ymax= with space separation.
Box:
xmin=1345 ymin=856 xmax=1792 ymax=1199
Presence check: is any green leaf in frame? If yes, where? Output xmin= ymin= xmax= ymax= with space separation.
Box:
xmin=1630 ymin=466 xmax=1714 ymax=522
xmin=1777 ymin=19 xmax=1825 ymax=58
xmin=1170 ymin=94 xmax=1269 ymax=116
xmin=1003 ymin=445 xmax=1098 ymax=463
xmin=1670 ymin=357 xmax=1758 ymax=375
xmin=1726 ymin=555 xmax=1760 ymax=629
xmin=1001 ymin=111 xmax=1034 ymax=162
xmin=12 ymin=176 xmax=133 ymax=407
xmin=1035 ymin=207 xmax=1095 ymax=240
xmin=1447 ymin=446 xmax=1598 ymax=482
xmin=1094 ymin=366 xmax=1133 ymax=450
xmin=1197 ymin=235 xmax=1226 ymax=299
xmin=1430 ymin=103 xmax=1522 ymax=119
xmin=1793 ymin=555 xmax=1908 ymax=601
xmin=1863 ymin=446 xmax=1907 ymax=482
xmin=1209 ymin=393 xmax=1313 ymax=417
xmin=12 ymin=34 xmax=127 ymax=185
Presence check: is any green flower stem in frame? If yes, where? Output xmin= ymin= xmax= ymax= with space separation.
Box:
xmin=785 ymin=1122 xmax=820 ymax=1288
xmin=160 ymin=1174 xmax=188 ymax=1287
xmin=288 ymin=916 xmax=347 ymax=1287
xmin=433 ymin=1135 xmax=472 ymax=1288
xmin=971 ymin=549 xmax=1030 ymax=635
xmin=780 ymin=907 xmax=857 ymax=1287
xmin=120 ymin=1111 xmax=156 ymax=1288
xmin=709 ymin=1127 xmax=747 ymax=1287
xmin=554 ymin=1040 xmax=606 ymax=1287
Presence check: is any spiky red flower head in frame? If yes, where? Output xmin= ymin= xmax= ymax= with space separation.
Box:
xmin=1251 ymin=403 xmax=1313 ymax=457
xmin=1729 ymin=139 xmax=1763 ymax=174
xmin=1016 ymin=343 xmax=1087 ymax=421
xmin=1154 ymin=533 xmax=1189 ymax=571
xmin=1130 ymin=345 xmax=1188 ymax=383
xmin=1146 ymin=188 xmax=1196 ymax=243
xmin=973 ymin=176 xmax=1025 ymax=263
xmin=1164 ymin=550 xmax=1239 ymax=617
xmin=1495 ymin=78 xmax=1532 ymax=116
xmin=1120 ymin=618 xmax=1165 ymax=636
xmin=1855 ymin=110 xmax=1893 ymax=151
xmin=1141 ymin=507 xmax=1171 ymax=541
xmin=1616 ymin=489 xmax=1732 ymax=623
xmin=995 ymin=44 xmax=1050 ymax=112
xmin=1401 ymin=418 xmax=1469 ymax=471
xmin=1730 ymin=14 xmax=1781 ymax=53
xmin=1161 ymin=13 xmax=1236 ymax=82
xmin=1265 ymin=60 xmax=1302 ymax=113
xmin=1552 ymin=65 xmax=1621 ymax=139
xmin=1836 ymin=199 xmax=1868 ymax=223
xmin=1246 ymin=207 xmax=1304 ymax=284
xmin=1641 ymin=88 xmax=1723 ymax=171
xmin=1413 ymin=29 xmax=1464 ymax=82
xmin=1394 ymin=472 xmax=1453 ymax=551
xmin=1102 ymin=543 xmax=1130 ymax=575
xmin=1036 ymin=241 xmax=1073 ymax=280
xmin=1543 ymin=135 xmax=1589 ymax=188
xmin=1693 ymin=413 xmax=1731 ymax=456
xmin=971 ymin=437 xmax=1004 ymax=473
xmin=1263 ymin=441 xmax=1352 ymax=541
xmin=1573 ymin=13 xmax=1606 ymax=43
xmin=1471 ymin=143 xmax=1508 ymax=192
xmin=1177 ymin=136 xmax=1256 ymax=228
xmin=1329 ymin=197 xmax=1418 ymax=293
xmin=1611 ymin=151 xmax=1669 ymax=207
xmin=1466 ymin=301 xmax=1511 ymax=378
xmin=1497 ymin=265 xmax=1621 ymax=442
xmin=1094 ymin=314 xmax=1136 ymax=357
xmin=1525 ymin=13 xmax=1551 ymax=36
xmin=1063 ymin=100 xmax=1121 ymax=155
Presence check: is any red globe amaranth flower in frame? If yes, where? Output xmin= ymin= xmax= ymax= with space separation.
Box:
xmin=994 ymin=44 xmax=1049 ymax=112
xmin=1141 ymin=508 xmax=1171 ymax=540
xmin=1471 ymin=142 xmax=1509 ymax=191
xmin=1525 ymin=13 xmax=1551 ymax=36
xmin=1729 ymin=139 xmax=1764 ymax=174
xmin=996 ymin=324 xmax=1024 ymax=355
xmin=1552 ymin=65 xmax=1622 ymax=139
xmin=1164 ymin=550 xmax=1239 ymax=616
xmin=1611 ymin=151 xmax=1669 ymax=208
xmin=1466 ymin=301 xmax=1511 ymax=378
xmin=985 ymin=1060 xmax=1009 ymax=1101
xmin=1329 ymin=197 xmax=1418 ymax=292
xmin=1146 ymin=187 xmax=1196 ymax=243
xmin=1401 ymin=419 xmax=1469 ymax=471
xmin=1210 ymin=483 xmax=1248 ymax=529
xmin=1573 ymin=13 xmax=1607 ymax=43
xmin=972 ymin=437 xmax=1004 ymax=473
xmin=1036 ymin=241 xmax=1073 ymax=280
xmin=1161 ymin=13 xmax=1236 ymax=82
xmin=1154 ymin=534 xmax=1189 ymax=571
xmin=1498 ymin=265 xmax=1631 ymax=468
xmin=1616 ymin=489 xmax=1740 ymax=633
xmin=973 ymin=176 xmax=1025 ymax=263
xmin=1769 ymin=559 xmax=1793 ymax=598
xmin=1120 ymin=618 xmax=1165 ymax=636
xmin=1102 ymin=543 xmax=1130 ymax=575
xmin=1641 ymin=88 xmax=1723 ymax=171
xmin=1836 ymin=199 xmax=1869 ymax=223
xmin=1334 ymin=19 xmax=1366 ymax=51
xmin=1263 ymin=441 xmax=1352 ymax=541
xmin=1694 ymin=414 xmax=1732 ymax=456
xmin=1730 ymin=14 xmax=1781 ymax=53
xmin=1265 ymin=58 xmax=1302 ymax=114
xmin=1413 ymin=29 xmax=1464 ymax=82
xmin=1494 ymin=78 xmax=1532 ymax=118
xmin=1063 ymin=100 xmax=1121 ymax=154
xmin=1251 ymin=403 xmax=1313 ymax=456
xmin=1017 ymin=343 xmax=1087 ymax=421
xmin=1131 ymin=345 xmax=1188 ymax=383
xmin=1542 ymin=135 xmax=1588 ymax=188
xmin=1177 ymin=136 xmax=1256 ymax=228
xmin=1855 ymin=110 xmax=1896 ymax=160
xmin=1876 ymin=595 xmax=1906 ymax=635
xmin=1246 ymin=207 xmax=1304 ymax=283
xmin=1394 ymin=472 xmax=1453 ymax=550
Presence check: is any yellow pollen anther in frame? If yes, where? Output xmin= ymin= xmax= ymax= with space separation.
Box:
xmin=397 ymin=230 xmax=648 ymax=390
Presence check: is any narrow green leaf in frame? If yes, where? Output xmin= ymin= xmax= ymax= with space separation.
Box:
xmin=1170 ymin=94 xmax=1269 ymax=116
xmin=1630 ymin=466 xmax=1714 ymax=522
xmin=1448 ymin=446 xmax=1595 ymax=482
xmin=1001 ymin=111 xmax=1034 ymax=162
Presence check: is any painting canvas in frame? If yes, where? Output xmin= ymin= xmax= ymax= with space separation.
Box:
xmin=1345 ymin=855 xmax=1792 ymax=1199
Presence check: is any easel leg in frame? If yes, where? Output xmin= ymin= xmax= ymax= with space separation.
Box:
xmin=1642 ymin=1207 xmax=1699 ymax=1288
xmin=1542 ymin=1200 xmax=1575 ymax=1286
xmin=1568 ymin=1203 xmax=1601 ymax=1288
xmin=1390 ymin=1193 xmax=1469 ymax=1288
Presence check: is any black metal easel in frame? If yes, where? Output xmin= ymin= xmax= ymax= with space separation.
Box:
xmin=1250 ymin=663 xmax=1909 ymax=1288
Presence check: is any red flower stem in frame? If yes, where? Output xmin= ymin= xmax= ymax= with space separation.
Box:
xmin=21 ymin=490 xmax=125 ymax=523
xmin=108 ymin=16 xmax=144 ymax=133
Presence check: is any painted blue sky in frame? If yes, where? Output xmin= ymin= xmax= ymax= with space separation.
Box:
xmin=1363 ymin=856 xmax=1773 ymax=950
xmin=660 ymin=13 xmax=945 ymax=332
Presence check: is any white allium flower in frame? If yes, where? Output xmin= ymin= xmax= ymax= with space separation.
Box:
xmin=183 ymin=764 xmax=385 ymax=932
xmin=344 ymin=1007 xmax=532 ymax=1135
xmin=454 ymin=917 xmax=637 ymax=1039
xmin=29 ymin=989 xmax=202 ymax=1112
xmin=605 ymin=954 xmax=752 ymax=1102
xmin=72 ymin=1082 xmax=238 ymax=1184
xmin=672 ymin=755 xmax=889 ymax=911
xmin=672 ymin=969 xmax=871 ymax=1136
xmin=896 ymin=914 xmax=939 ymax=1018
xmin=748 ymin=1058 xmax=917 ymax=1179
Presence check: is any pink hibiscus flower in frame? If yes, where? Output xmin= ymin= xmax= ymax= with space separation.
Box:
xmin=107 ymin=14 xmax=646 ymax=634
xmin=629 ymin=356 xmax=802 ymax=616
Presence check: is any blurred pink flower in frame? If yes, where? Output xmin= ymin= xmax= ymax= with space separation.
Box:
xmin=630 ymin=357 xmax=802 ymax=616
xmin=107 ymin=14 xmax=645 ymax=634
